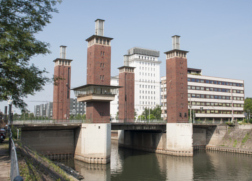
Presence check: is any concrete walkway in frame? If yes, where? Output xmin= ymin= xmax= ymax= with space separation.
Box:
xmin=0 ymin=140 xmax=10 ymax=181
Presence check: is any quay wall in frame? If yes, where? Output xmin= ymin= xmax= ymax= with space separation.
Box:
xmin=21 ymin=129 xmax=75 ymax=156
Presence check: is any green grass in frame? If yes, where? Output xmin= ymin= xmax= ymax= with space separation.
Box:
xmin=242 ymin=133 xmax=250 ymax=144
xmin=233 ymin=139 xmax=238 ymax=147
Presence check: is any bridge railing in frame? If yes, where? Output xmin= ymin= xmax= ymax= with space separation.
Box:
xmin=111 ymin=119 xmax=167 ymax=124
xmin=12 ymin=119 xmax=85 ymax=125
xmin=193 ymin=120 xmax=226 ymax=125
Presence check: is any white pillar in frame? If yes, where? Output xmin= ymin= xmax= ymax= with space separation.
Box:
xmin=166 ymin=123 xmax=193 ymax=156
xmin=75 ymin=123 xmax=111 ymax=164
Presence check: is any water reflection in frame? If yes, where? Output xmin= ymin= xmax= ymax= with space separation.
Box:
xmin=58 ymin=141 xmax=252 ymax=181
xmin=193 ymin=150 xmax=252 ymax=180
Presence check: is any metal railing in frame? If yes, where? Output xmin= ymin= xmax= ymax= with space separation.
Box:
xmin=111 ymin=119 xmax=167 ymax=124
xmin=12 ymin=119 xmax=227 ymax=125
xmin=193 ymin=120 xmax=227 ymax=125
xmin=9 ymin=129 xmax=23 ymax=181
xmin=12 ymin=119 xmax=85 ymax=125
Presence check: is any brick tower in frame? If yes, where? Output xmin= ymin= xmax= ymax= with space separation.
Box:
xmin=53 ymin=46 xmax=72 ymax=120
xmin=73 ymin=19 xmax=119 ymax=123
xmin=165 ymin=35 xmax=189 ymax=123
xmin=118 ymin=56 xmax=135 ymax=122
xmin=72 ymin=19 xmax=119 ymax=164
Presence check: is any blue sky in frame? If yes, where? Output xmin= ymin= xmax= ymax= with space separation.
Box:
xmin=1 ymin=0 xmax=252 ymax=114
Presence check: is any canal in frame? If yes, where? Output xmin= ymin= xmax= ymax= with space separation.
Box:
xmin=59 ymin=140 xmax=252 ymax=180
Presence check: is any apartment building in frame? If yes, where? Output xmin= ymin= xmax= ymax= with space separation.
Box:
xmin=161 ymin=68 xmax=245 ymax=122
xmin=34 ymin=98 xmax=85 ymax=119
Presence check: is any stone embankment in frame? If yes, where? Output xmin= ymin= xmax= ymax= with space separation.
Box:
xmin=207 ymin=124 xmax=252 ymax=155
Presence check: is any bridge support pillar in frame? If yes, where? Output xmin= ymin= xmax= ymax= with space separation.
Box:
xmin=75 ymin=123 xmax=111 ymax=164
xmin=166 ymin=123 xmax=193 ymax=156
xmin=118 ymin=130 xmax=124 ymax=145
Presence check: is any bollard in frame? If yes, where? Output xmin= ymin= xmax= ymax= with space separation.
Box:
xmin=14 ymin=176 xmax=23 ymax=181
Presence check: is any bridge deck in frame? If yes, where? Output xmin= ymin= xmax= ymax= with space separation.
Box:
xmin=12 ymin=120 xmax=219 ymax=131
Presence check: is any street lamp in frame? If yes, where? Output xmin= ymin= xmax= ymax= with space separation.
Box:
xmin=8 ymin=97 xmax=13 ymax=125
xmin=189 ymin=99 xmax=192 ymax=123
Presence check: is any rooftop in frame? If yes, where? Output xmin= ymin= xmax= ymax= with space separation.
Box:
xmin=127 ymin=47 xmax=160 ymax=57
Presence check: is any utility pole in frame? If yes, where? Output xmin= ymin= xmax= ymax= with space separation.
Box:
xmin=189 ymin=99 xmax=192 ymax=123
xmin=149 ymin=108 xmax=150 ymax=122
xmin=8 ymin=98 xmax=13 ymax=156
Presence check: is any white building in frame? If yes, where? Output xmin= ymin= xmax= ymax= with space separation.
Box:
xmin=161 ymin=68 xmax=245 ymax=122
xmin=110 ymin=47 xmax=161 ymax=119
xmin=110 ymin=75 xmax=119 ymax=119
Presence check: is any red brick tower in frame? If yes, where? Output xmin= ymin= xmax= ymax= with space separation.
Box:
xmin=118 ymin=61 xmax=135 ymax=122
xmin=53 ymin=46 xmax=72 ymax=120
xmin=165 ymin=35 xmax=189 ymax=123
xmin=73 ymin=19 xmax=119 ymax=123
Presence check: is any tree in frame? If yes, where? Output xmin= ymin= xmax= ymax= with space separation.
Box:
xmin=147 ymin=114 xmax=156 ymax=120
xmin=152 ymin=105 xmax=162 ymax=120
xmin=244 ymin=98 xmax=252 ymax=122
xmin=0 ymin=0 xmax=59 ymax=110
xmin=139 ymin=105 xmax=162 ymax=120
xmin=244 ymin=98 xmax=252 ymax=113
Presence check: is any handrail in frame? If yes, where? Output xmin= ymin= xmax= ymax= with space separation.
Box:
xmin=9 ymin=128 xmax=23 ymax=181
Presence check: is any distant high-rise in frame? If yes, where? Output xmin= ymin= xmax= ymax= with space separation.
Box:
xmin=110 ymin=47 xmax=161 ymax=118
xmin=53 ymin=46 xmax=72 ymax=120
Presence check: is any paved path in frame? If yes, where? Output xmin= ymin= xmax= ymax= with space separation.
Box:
xmin=0 ymin=140 xmax=10 ymax=181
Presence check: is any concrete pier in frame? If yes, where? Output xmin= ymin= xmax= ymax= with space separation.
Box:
xmin=74 ymin=123 xmax=111 ymax=164
xmin=166 ymin=123 xmax=193 ymax=156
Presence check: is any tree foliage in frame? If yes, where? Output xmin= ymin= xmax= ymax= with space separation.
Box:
xmin=244 ymin=98 xmax=252 ymax=113
xmin=0 ymin=0 xmax=59 ymax=110
xmin=139 ymin=105 xmax=162 ymax=120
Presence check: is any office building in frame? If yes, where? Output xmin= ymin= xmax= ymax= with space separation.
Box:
xmin=161 ymin=68 xmax=245 ymax=121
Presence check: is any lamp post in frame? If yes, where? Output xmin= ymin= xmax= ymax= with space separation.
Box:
xmin=189 ymin=99 xmax=192 ymax=123
xmin=8 ymin=97 xmax=13 ymax=156
xmin=8 ymin=98 xmax=13 ymax=125
xmin=248 ymin=109 xmax=251 ymax=123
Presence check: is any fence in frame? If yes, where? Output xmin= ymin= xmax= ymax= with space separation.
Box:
xmin=111 ymin=119 xmax=167 ymax=124
xmin=12 ymin=119 xmax=226 ymax=125
xmin=12 ymin=119 xmax=85 ymax=125
xmin=9 ymin=128 xmax=23 ymax=181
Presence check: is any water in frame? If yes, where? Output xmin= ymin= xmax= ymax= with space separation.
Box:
xmin=59 ymin=141 xmax=252 ymax=181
